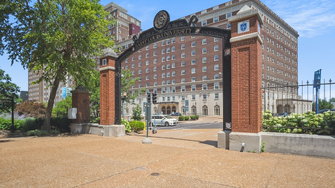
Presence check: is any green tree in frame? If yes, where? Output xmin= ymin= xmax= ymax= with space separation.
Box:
xmin=84 ymin=69 xmax=142 ymax=120
xmin=313 ymin=99 xmax=334 ymax=111
xmin=121 ymin=69 xmax=144 ymax=103
xmin=132 ymin=104 xmax=142 ymax=121
xmin=52 ymin=96 xmax=72 ymax=118
xmin=0 ymin=69 xmax=19 ymax=113
xmin=1 ymin=0 xmax=113 ymax=130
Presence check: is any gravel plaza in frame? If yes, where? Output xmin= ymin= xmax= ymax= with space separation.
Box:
xmin=1 ymin=128 xmax=335 ymax=188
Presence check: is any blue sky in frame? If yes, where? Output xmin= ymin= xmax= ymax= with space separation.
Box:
xmin=1 ymin=0 xmax=335 ymax=91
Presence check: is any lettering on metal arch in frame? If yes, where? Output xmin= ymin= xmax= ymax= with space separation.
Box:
xmin=117 ymin=11 xmax=230 ymax=63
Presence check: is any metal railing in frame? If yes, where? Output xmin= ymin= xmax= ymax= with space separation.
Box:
xmin=261 ymin=79 xmax=334 ymax=115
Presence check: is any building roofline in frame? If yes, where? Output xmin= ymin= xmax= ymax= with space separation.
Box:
xmin=182 ymin=0 xmax=299 ymax=38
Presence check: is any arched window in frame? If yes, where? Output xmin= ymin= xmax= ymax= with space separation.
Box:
xmin=202 ymin=105 xmax=208 ymax=116
xmin=191 ymin=105 xmax=197 ymax=115
xmin=161 ymin=106 xmax=166 ymax=114
xmin=277 ymin=105 xmax=283 ymax=114
xmin=214 ymin=105 xmax=220 ymax=115
xmin=172 ymin=106 xmax=176 ymax=113
xmin=284 ymin=104 xmax=290 ymax=113
xmin=167 ymin=106 xmax=171 ymax=115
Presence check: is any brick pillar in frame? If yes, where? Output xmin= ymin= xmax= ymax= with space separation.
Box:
xmin=229 ymin=6 xmax=263 ymax=133
xmin=99 ymin=53 xmax=118 ymax=125
xmin=72 ymin=86 xmax=90 ymax=123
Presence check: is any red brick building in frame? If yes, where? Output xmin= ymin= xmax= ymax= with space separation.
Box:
xmin=118 ymin=0 xmax=299 ymax=116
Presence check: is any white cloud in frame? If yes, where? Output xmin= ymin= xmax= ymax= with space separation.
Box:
xmin=263 ymin=0 xmax=335 ymax=38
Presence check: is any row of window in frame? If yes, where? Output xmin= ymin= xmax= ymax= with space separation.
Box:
xmin=160 ymin=93 xmax=221 ymax=103
xmin=125 ymin=55 xmax=220 ymax=70
xmin=134 ymin=64 xmax=220 ymax=77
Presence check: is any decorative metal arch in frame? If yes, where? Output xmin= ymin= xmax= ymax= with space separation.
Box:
xmin=114 ymin=10 xmax=231 ymax=129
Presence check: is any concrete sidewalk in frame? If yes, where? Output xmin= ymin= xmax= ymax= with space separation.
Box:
xmin=1 ymin=129 xmax=335 ymax=188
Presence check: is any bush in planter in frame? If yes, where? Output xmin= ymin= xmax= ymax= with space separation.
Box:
xmin=262 ymin=111 xmax=335 ymax=135
xmin=121 ymin=119 xmax=131 ymax=133
xmin=184 ymin=116 xmax=190 ymax=121
xmin=129 ymin=121 xmax=145 ymax=133
xmin=190 ymin=115 xmax=199 ymax=120
xmin=178 ymin=116 xmax=185 ymax=121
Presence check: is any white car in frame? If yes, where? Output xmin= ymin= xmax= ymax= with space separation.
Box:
xmin=151 ymin=115 xmax=178 ymax=126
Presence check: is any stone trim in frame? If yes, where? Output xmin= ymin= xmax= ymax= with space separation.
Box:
xmin=230 ymin=32 xmax=263 ymax=44
xmin=228 ymin=9 xmax=263 ymax=25
xmin=99 ymin=66 xmax=116 ymax=72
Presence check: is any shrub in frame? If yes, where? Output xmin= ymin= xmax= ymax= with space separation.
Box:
xmin=90 ymin=117 xmax=100 ymax=124
xmin=26 ymin=129 xmax=49 ymax=136
xmin=178 ymin=116 xmax=185 ymax=121
xmin=190 ymin=115 xmax=197 ymax=120
xmin=262 ymin=111 xmax=335 ymax=135
xmin=129 ymin=121 xmax=145 ymax=133
xmin=132 ymin=105 xmax=142 ymax=121
xmin=184 ymin=116 xmax=190 ymax=121
xmin=122 ymin=119 xmax=131 ymax=133
xmin=0 ymin=118 xmax=24 ymax=130
xmin=20 ymin=118 xmax=43 ymax=132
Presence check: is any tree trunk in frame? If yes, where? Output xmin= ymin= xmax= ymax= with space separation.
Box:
xmin=41 ymin=70 xmax=63 ymax=131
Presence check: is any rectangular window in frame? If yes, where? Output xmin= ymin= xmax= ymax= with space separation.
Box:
xmin=201 ymin=20 xmax=207 ymax=26
xmin=191 ymin=50 xmax=196 ymax=56
xmin=213 ymin=17 xmax=219 ymax=23
xmin=202 ymin=84 xmax=208 ymax=90
xmin=214 ymin=82 xmax=220 ymax=90
xmin=191 ymin=41 xmax=196 ymax=47
xmin=214 ymin=45 xmax=219 ymax=51
xmin=181 ymin=61 xmax=186 ymax=67
xmin=202 ymin=48 xmax=207 ymax=54
xmin=191 ymin=68 xmax=196 ymax=74
xmin=214 ymin=55 xmax=219 ymax=61
xmin=181 ymin=53 xmax=186 ymax=58
xmin=202 ymin=66 xmax=207 ymax=72
xmin=191 ymin=59 xmax=196 ymax=65
xmin=192 ymin=94 xmax=196 ymax=100
xmin=181 ymin=44 xmax=185 ymax=50
xmin=214 ymin=64 xmax=219 ymax=71
xmin=191 ymin=85 xmax=196 ymax=91
xmin=181 ymin=70 xmax=186 ymax=75
xmin=181 ymin=86 xmax=186 ymax=92
xmin=215 ymin=93 xmax=219 ymax=99
xmin=191 ymin=77 xmax=196 ymax=82
xmin=202 ymin=39 xmax=207 ymax=45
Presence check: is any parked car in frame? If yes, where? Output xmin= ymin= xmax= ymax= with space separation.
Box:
xmin=170 ymin=112 xmax=182 ymax=116
xmin=275 ymin=112 xmax=289 ymax=117
xmin=151 ymin=115 xmax=178 ymax=126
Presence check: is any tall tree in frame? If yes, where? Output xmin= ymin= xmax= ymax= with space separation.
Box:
xmin=0 ymin=69 xmax=20 ymax=112
xmin=121 ymin=69 xmax=144 ymax=104
xmin=0 ymin=0 xmax=113 ymax=130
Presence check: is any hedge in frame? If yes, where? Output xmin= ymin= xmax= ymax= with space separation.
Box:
xmin=262 ymin=111 xmax=335 ymax=135
xmin=129 ymin=121 xmax=145 ymax=133
xmin=0 ymin=117 xmax=71 ymax=133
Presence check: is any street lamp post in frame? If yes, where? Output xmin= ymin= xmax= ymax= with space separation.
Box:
xmin=121 ymin=92 xmax=127 ymax=120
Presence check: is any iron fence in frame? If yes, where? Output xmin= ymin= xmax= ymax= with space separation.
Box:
xmin=262 ymin=79 xmax=334 ymax=115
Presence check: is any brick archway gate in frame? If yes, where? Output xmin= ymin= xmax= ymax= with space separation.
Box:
xmin=100 ymin=7 xmax=264 ymax=151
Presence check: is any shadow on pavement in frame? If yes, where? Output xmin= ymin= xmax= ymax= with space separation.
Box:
xmin=131 ymin=134 xmax=217 ymax=147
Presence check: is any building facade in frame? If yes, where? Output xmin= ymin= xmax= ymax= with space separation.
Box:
xmin=120 ymin=0 xmax=300 ymax=117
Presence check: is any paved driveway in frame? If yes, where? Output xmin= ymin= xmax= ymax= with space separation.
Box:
xmin=1 ymin=129 xmax=335 ymax=188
